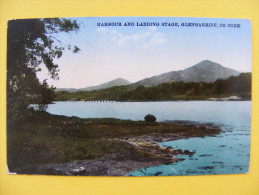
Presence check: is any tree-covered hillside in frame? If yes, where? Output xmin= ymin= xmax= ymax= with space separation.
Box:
xmin=56 ymin=73 xmax=251 ymax=101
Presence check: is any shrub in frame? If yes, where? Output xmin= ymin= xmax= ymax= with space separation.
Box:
xmin=144 ymin=114 xmax=156 ymax=122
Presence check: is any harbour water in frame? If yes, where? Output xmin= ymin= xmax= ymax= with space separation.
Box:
xmin=46 ymin=101 xmax=251 ymax=175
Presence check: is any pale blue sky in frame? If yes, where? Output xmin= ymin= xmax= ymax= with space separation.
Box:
xmin=37 ymin=17 xmax=252 ymax=88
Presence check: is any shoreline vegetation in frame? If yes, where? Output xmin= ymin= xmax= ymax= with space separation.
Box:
xmin=8 ymin=111 xmax=221 ymax=176
xmin=55 ymin=73 xmax=251 ymax=102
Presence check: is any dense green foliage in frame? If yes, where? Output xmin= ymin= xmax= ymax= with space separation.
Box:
xmin=56 ymin=73 xmax=251 ymax=101
xmin=7 ymin=18 xmax=80 ymax=123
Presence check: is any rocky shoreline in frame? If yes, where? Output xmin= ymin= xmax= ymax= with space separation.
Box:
xmin=33 ymin=121 xmax=219 ymax=176
xmin=35 ymin=143 xmax=193 ymax=176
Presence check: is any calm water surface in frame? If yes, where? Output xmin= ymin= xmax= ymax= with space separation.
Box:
xmin=46 ymin=101 xmax=251 ymax=176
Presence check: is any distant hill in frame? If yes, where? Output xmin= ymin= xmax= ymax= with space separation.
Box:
xmin=79 ymin=78 xmax=131 ymax=91
xmin=55 ymin=88 xmax=78 ymax=92
xmin=57 ymin=60 xmax=241 ymax=92
xmin=56 ymin=78 xmax=131 ymax=92
xmin=133 ymin=60 xmax=241 ymax=87
xmin=55 ymin=72 xmax=251 ymax=101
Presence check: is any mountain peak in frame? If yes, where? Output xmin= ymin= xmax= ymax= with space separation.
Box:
xmin=112 ymin=78 xmax=130 ymax=82
xmin=200 ymin=60 xmax=215 ymax=63
xmin=199 ymin=60 xmax=221 ymax=66
xmin=56 ymin=78 xmax=131 ymax=92
xmin=134 ymin=60 xmax=241 ymax=86
xmin=78 ymin=78 xmax=131 ymax=91
xmin=186 ymin=60 xmax=223 ymax=70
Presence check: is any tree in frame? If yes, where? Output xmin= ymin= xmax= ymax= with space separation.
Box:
xmin=36 ymin=79 xmax=57 ymax=111
xmin=213 ymin=79 xmax=225 ymax=94
xmin=7 ymin=18 xmax=80 ymax=124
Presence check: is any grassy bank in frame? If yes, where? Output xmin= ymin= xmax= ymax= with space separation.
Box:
xmin=7 ymin=111 xmax=221 ymax=175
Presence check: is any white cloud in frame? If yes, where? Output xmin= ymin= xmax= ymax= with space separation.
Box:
xmin=95 ymin=27 xmax=109 ymax=33
xmin=143 ymin=32 xmax=166 ymax=48
xmin=95 ymin=27 xmax=167 ymax=48
xmin=148 ymin=26 xmax=157 ymax=32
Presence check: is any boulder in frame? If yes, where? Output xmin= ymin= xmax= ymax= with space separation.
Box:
xmin=144 ymin=114 xmax=156 ymax=122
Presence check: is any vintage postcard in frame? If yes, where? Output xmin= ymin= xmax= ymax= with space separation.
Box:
xmin=7 ymin=17 xmax=251 ymax=176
